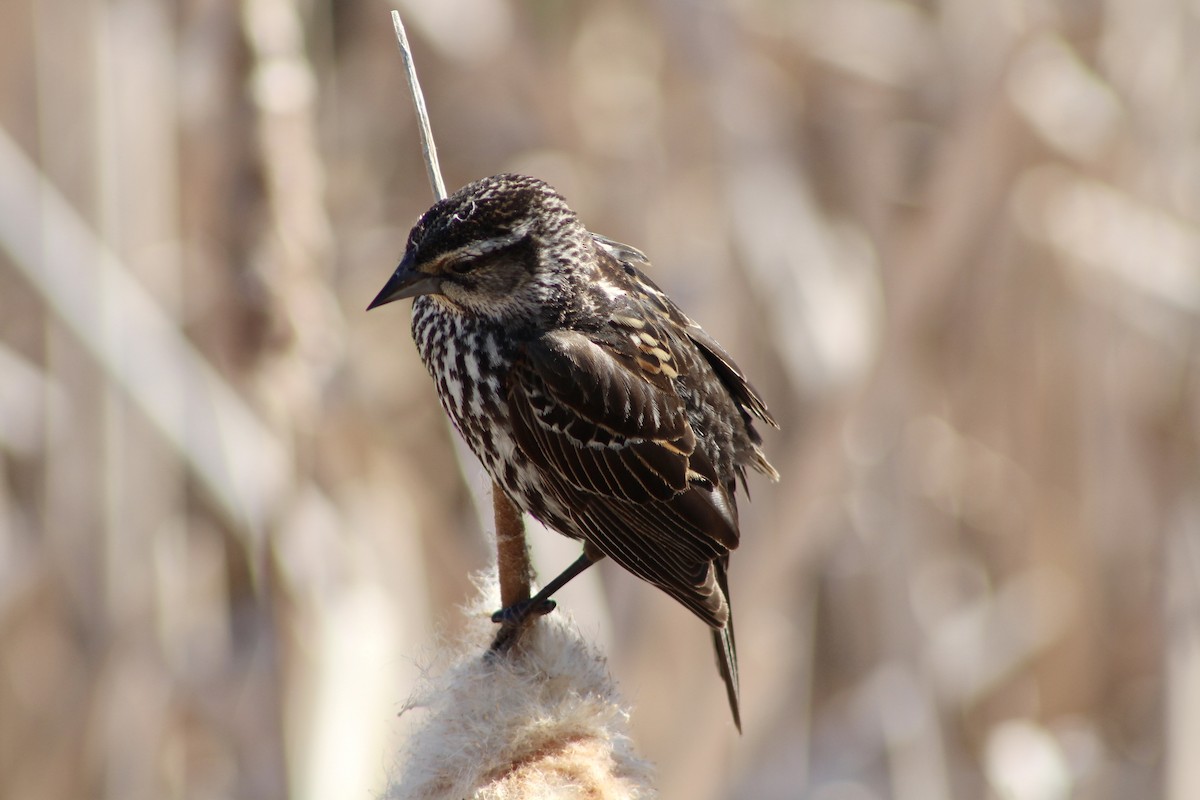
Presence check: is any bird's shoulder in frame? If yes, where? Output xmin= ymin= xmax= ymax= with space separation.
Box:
xmin=590 ymin=234 xmax=778 ymax=431
xmin=504 ymin=275 xmax=734 ymax=503
xmin=511 ymin=322 xmax=693 ymax=453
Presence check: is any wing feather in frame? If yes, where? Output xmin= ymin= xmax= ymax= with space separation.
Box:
xmin=507 ymin=329 xmax=740 ymax=561
xmin=593 ymin=232 xmax=778 ymax=433
xmin=511 ymin=330 xmax=693 ymax=500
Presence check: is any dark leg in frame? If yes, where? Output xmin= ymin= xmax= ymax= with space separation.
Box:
xmin=491 ymin=551 xmax=595 ymax=625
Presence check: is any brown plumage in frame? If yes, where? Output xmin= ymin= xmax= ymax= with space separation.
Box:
xmin=369 ymin=174 xmax=778 ymax=730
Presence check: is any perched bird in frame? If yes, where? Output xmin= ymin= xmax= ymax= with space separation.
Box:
xmin=369 ymin=174 xmax=778 ymax=730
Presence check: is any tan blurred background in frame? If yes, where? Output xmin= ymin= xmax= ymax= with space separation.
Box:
xmin=2 ymin=0 xmax=1198 ymax=798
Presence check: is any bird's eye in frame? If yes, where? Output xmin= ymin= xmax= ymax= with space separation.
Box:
xmin=445 ymin=255 xmax=477 ymax=275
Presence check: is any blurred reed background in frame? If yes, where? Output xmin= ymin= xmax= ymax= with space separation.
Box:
xmin=1 ymin=0 xmax=1198 ymax=798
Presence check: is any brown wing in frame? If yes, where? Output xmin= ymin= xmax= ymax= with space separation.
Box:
xmin=593 ymin=233 xmax=779 ymax=436
xmin=684 ymin=321 xmax=778 ymax=433
xmin=509 ymin=328 xmax=699 ymax=504
xmin=506 ymin=328 xmax=740 ymax=624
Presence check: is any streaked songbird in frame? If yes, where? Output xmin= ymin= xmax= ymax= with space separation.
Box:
xmin=369 ymin=174 xmax=778 ymax=730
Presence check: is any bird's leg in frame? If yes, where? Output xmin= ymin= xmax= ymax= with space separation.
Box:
xmin=491 ymin=551 xmax=596 ymax=625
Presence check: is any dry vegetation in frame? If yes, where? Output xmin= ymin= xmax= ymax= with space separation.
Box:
xmin=1 ymin=0 xmax=1198 ymax=798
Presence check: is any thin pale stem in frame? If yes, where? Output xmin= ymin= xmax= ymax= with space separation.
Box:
xmin=390 ymin=10 xmax=446 ymax=201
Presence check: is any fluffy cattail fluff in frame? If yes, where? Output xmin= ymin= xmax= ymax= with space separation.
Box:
xmin=386 ymin=572 xmax=656 ymax=799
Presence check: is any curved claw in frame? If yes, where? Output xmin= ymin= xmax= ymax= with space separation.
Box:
xmin=491 ymin=598 xmax=557 ymax=625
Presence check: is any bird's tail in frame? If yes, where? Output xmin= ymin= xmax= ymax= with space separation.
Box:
xmin=712 ymin=557 xmax=741 ymax=733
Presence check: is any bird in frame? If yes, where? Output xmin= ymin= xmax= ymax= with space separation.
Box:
xmin=368 ymin=173 xmax=778 ymax=730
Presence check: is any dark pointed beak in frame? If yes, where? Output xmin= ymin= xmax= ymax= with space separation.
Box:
xmin=366 ymin=254 xmax=442 ymax=310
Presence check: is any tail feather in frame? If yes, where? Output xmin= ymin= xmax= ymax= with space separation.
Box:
xmin=712 ymin=557 xmax=741 ymax=732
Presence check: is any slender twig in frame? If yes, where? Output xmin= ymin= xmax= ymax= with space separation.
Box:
xmin=390 ymin=11 xmax=446 ymax=202
xmin=389 ymin=10 xmax=534 ymax=648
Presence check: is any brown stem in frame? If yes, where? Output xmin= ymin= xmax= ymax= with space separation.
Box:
xmin=491 ymin=484 xmax=535 ymax=651
xmin=493 ymin=484 xmax=531 ymax=608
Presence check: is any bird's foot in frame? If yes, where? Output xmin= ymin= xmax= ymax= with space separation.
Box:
xmin=488 ymin=597 xmax=556 ymax=654
xmin=491 ymin=597 xmax=557 ymax=625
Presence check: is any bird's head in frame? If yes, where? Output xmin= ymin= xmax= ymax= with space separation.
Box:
xmin=368 ymin=174 xmax=594 ymax=325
